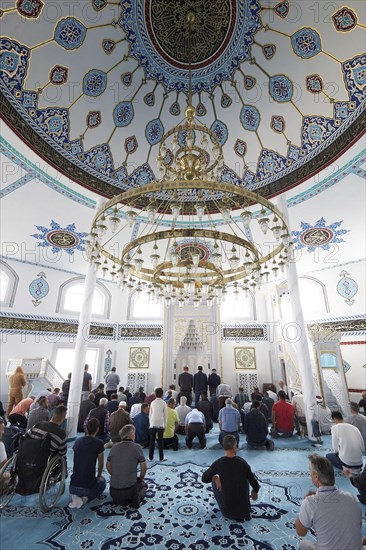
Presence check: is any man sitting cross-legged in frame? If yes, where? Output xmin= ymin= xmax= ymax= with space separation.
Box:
xmin=296 ymin=454 xmax=362 ymax=549
xmin=69 ymin=418 xmax=106 ymax=509
xmin=202 ymin=434 xmax=260 ymax=521
xmin=107 ymin=424 xmax=147 ymax=508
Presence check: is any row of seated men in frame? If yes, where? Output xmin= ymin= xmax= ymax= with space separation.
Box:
xmin=5 ymin=382 xmax=366 ymax=458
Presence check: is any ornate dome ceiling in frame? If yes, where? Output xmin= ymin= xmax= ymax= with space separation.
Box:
xmin=0 ymin=0 xmax=365 ymax=199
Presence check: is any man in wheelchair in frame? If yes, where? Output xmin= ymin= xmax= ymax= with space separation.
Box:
xmin=16 ymin=405 xmax=67 ymax=495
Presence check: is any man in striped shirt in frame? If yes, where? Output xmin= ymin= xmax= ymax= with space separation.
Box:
xmin=27 ymin=405 xmax=67 ymax=457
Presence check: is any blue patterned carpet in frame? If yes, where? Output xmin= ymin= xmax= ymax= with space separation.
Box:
xmin=1 ymin=430 xmax=365 ymax=550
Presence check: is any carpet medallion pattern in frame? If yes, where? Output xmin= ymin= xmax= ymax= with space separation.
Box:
xmin=1 ymin=463 xmax=314 ymax=549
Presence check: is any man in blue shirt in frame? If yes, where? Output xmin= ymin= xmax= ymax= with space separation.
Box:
xmin=133 ymin=403 xmax=150 ymax=447
xmin=218 ymin=398 xmax=241 ymax=446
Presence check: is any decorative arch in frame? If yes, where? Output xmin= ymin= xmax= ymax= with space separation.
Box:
xmin=56 ymin=277 xmax=111 ymax=318
xmin=0 ymin=260 xmax=19 ymax=308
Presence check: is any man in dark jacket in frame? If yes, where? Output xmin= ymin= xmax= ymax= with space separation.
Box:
xmin=178 ymin=366 xmax=194 ymax=407
xmin=197 ymin=392 xmax=213 ymax=432
xmin=207 ymin=369 xmax=221 ymax=396
xmin=84 ymin=398 xmax=110 ymax=444
xmin=193 ymin=366 xmax=208 ymax=405
xmin=77 ymin=393 xmax=95 ymax=432
xmin=244 ymin=400 xmax=274 ymax=450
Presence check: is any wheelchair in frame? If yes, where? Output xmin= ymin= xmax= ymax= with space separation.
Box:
xmin=0 ymin=432 xmax=66 ymax=513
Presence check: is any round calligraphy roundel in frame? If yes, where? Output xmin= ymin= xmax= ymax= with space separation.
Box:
xmin=46 ymin=230 xmax=80 ymax=249
xmin=130 ymin=348 xmax=148 ymax=368
xmin=299 ymin=228 xmax=334 ymax=247
xmin=236 ymin=348 xmax=254 ymax=369
xmin=148 ymin=0 xmax=234 ymax=67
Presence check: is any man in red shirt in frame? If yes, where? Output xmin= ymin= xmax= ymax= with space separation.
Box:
xmin=272 ymin=391 xmax=295 ymax=438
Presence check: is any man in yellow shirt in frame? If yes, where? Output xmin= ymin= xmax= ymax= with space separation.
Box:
xmin=163 ymin=398 xmax=179 ymax=451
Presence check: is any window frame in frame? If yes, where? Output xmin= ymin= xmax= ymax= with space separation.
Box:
xmin=56 ymin=276 xmax=111 ymax=319
xmin=127 ymin=288 xmax=163 ymax=321
xmin=0 ymin=260 xmax=19 ymax=308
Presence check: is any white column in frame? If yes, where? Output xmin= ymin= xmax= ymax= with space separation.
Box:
xmin=66 ymin=260 xmax=97 ymax=440
xmin=279 ymin=195 xmax=317 ymax=441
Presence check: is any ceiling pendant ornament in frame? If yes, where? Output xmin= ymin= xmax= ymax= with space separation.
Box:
xmin=274 ymin=0 xmax=289 ymax=19
xmin=92 ymin=0 xmax=107 ymax=11
xmin=243 ymin=75 xmax=256 ymax=90
xmin=271 ymin=116 xmax=285 ymax=134
xmin=169 ymin=101 xmax=181 ymax=116
xmin=262 ymin=44 xmax=276 ymax=60
xmin=144 ymin=91 xmax=155 ymax=106
xmin=86 ymin=111 xmax=102 ymax=129
xmin=221 ymin=93 xmax=232 ymax=108
xmin=16 ymin=0 xmax=44 ymax=19
xmin=233 ymin=139 xmax=247 ymax=158
xmin=124 ymin=136 xmax=138 ymax=155
xmin=49 ymin=66 xmax=68 ymax=85
xmin=332 ymin=7 xmax=357 ymax=32
xmin=102 ymin=39 xmax=116 ymax=54
xmin=121 ymin=72 xmax=133 ymax=86
xmin=306 ymin=74 xmax=323 ymax=94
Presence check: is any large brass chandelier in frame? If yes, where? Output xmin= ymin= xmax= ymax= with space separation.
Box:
xmin=87 ymin=12 xmax=293 ymax=308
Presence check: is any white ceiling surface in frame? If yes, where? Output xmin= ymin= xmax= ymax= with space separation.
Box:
xmin=0 ymin=121 xmax=365 ymax=279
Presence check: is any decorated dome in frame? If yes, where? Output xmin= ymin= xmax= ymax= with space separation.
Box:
xmin=0 ymin=0 xmax=365 ymax=200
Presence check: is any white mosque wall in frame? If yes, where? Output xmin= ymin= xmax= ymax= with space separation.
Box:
xmin=1 ymin=256 xmax=364 ymax=406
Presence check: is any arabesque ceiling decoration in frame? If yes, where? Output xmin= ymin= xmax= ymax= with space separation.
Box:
xmin=0 ymin=0 xmax=365 ymax=205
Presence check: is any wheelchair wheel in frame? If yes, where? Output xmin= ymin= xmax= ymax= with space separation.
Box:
xmin=0 ymin=455 xmax=18 ymax=511
xmin=39 ymin=455 xmax=66 ymax=513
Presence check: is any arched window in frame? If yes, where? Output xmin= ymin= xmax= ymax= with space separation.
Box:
xmin=57 ymin=277 xmax=111 ymax=318
xmin=128 ymin=289 xmax=163 ymax=320
xmin=279 ymin=276 xmax=329 ymax=321
xmin=0 ymin=260 xmax=18 ymax=308
xmin=221 ymin=288 xmax=256 ymax=320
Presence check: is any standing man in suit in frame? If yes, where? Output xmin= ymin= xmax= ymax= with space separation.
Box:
xmin=193 ymin=366 xmax=207 ymax=405
xmin=178 ymin=366 xmax=194 ymax=407
xmin=207 ymin=368 xmax=221 ymax=397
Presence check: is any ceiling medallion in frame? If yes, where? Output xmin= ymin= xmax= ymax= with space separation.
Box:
xmin=292 ymin=218 xmax=350 ymax=252
xmin=119 ymin=0 xmax=262 ymax=92
xmin=31 ymin=221 xmax=88 ymax=255
xmin=87 ymin=13 xmax=293 ymax=309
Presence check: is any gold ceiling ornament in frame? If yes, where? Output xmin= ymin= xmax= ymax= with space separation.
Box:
xmin=87 ymin=11 xmax=293 ymax=309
